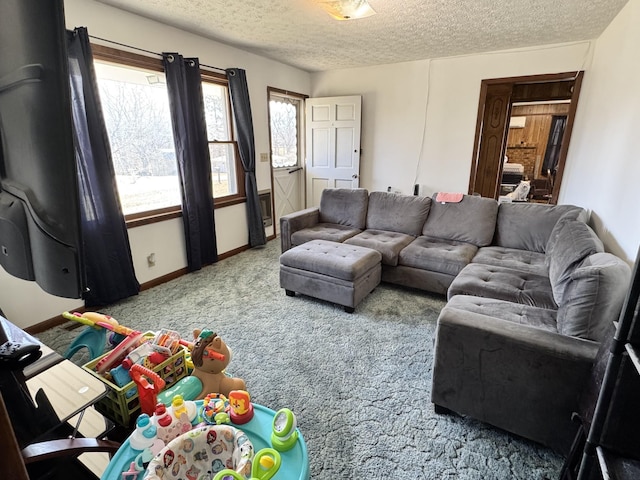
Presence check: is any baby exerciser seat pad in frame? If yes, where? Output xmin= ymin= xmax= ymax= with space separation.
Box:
xmin=144 ymin=424 xmax=254 ymax=479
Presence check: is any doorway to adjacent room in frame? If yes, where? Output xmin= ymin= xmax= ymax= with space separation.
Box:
xmin=468 ymin=71 xmax=584 ymax=204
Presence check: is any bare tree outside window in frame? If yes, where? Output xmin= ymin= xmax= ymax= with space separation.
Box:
xmin=94 ymin=61 xmax=180 ymax=215
xmin=202 ymin=81 xmax=238 ymax=198
xmin=269 ymin=99 xmax=298 ymax=168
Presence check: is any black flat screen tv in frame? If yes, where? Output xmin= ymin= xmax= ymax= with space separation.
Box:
xmin=0 ymin=0 xmax=83 ymax=298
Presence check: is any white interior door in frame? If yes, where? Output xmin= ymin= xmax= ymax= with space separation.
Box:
xmin=305 ymin=95 xmax=361 ymax=207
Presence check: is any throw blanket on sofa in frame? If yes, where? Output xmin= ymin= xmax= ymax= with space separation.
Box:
xmin=435 ymin=192 xmax=464 ymax=203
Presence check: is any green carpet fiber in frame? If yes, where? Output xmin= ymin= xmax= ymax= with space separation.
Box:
xmin=36 ymin=239 xmax=563 ymax=479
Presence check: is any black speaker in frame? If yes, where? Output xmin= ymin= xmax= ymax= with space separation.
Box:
xmin=413 ymin=184 xmax=419 ymax=196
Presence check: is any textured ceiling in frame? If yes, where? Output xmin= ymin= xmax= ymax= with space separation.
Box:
xmin=96 ymin=0 xmax=629 ymax=72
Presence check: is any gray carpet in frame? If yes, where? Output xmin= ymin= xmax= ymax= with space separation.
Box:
xmin=36 ymin=239 xmax=564 ymax=479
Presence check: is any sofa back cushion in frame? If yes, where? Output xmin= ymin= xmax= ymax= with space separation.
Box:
xmin=422 ymin=194 xmax=498 ymax=246
xmin=547 ymin=218 xmax=604 ymax=305
xmin=366 ymin=191 xmax=431 ymax=236
xmin=319 ymin=188 xmax=369 ymax=229
xmin=557 ymin=253 xmax=631 ymax=342
xmin=493 ymin=203 xmax=587 ymax=253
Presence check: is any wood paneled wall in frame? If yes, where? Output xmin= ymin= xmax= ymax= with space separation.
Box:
xmin=507 ymin=103 xmax=570 ymax=179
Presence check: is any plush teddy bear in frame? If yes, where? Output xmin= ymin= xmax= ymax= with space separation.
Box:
xmin=190 ymin=329 xmax=246 ymax=400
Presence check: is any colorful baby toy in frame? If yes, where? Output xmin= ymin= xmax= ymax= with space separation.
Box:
xmin=190 ymin=329 xmax=246 ymax=399
xmin=271 ymin=408 xmax=299 ymax=452
xmin=102 ymin=399 xmax=309 ymax=480
xmin=159 ymin=329 xmax=246 ymax=402
xmin=130 ymin=364 xmax=166 ymax=416
xmin=202 ymin=393 xmax=229 ymax=424
xmin=213 ymin=448 xmax=282 ymax=480
xmin=228 ymin=390 xmax=254 ymax=425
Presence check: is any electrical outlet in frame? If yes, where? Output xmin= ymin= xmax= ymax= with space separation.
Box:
xmin=260 ymin=153 xmax=269 ymax=162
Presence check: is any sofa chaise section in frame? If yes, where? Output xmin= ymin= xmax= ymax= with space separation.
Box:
xmin=433 ymin=220 xmax=631 ymax=453
xmin=431 ymin=249 xmax=630 ymax=453
xmin=432 ymin=298 xmax=600 ymax=454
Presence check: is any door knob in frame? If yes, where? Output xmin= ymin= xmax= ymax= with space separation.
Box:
xmin=352 ymin=174 xmax=358 ymax=179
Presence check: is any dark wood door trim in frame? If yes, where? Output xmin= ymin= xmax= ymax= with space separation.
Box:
xmin=472 ymin=84 xmax=513 ymax=198
xmin=479 ymin=71 xmax=582 ymax=86
xmin=468 ymin=82 xmax=488 ymax=195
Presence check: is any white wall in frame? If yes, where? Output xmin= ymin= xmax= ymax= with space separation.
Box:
xmin=311 ymin=42 xmax=592 ymax=197
xmin=0 ymin=269 xmax=81 ymax=326
xmin=127 ymin=219 xmax=187 ymax=285
xmin=0 ymin=0 xmax=311 ymax=329
xmin=559 ymin=0 xmax=640 ymax=263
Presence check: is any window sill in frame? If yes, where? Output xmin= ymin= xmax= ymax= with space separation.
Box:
xmin=215 ymin=195 xmax=246 ymax=209
xmin=125 ymin=196 xmax=247 ymax=229
xmin=126 ymin=208 xmax=182 ymax=228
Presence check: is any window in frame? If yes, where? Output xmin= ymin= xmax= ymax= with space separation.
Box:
xmin=201 ymin=73 xmax=244 ymax=201
xmin=269 ymin=95 xmax=301 ymax=168
xmin=93 ymin=49 xmax=180 ymax=218
xmin=92 ymin=45 xmax=244 ymax=224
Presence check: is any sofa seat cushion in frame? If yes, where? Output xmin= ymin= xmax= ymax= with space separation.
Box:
xmin=422 ymin=194 xmax=498 ymax=246
xmin=448 ymin=263 xmax=557 ymax=309
xmin=365 ymin=191 xmax=431 ymax=236
xmin=472 ymin=246 xmax=548 ymax=276
xmin=546 ymin=219 xmax=604 ymax=305
xmin=446 ymin=294 xmax=559 ymax=333
xmin=558 ymin=253 xmax=631 ymax=342
xmin=345 ymin=229 xmax=415 ymax=266
xmin=318 ymin=188 xmax=369 ymax=229
xmin=279 ymin=239 xmax=381 ymax=282
xmin=290 ymin=223 xmax=361 ymax=247
xmin=493 ymin=203 xmax=587 ymax=253
xmin=399 ymin=236 xmax=478 ymax=276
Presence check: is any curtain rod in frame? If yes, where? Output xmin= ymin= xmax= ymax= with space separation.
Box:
xmin=87 ymin=34 xmax=227 ymax=73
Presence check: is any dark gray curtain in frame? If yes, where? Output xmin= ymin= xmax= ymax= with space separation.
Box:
xmin=542 ymin=115 xmax=567 ymax=174
xmin=226 ymin=68 xmax=266 ymax=247
xmin=67 ymin=27 xmax=140 ymax=306
xmin=163 ymin=53 xmax=218 ymax=271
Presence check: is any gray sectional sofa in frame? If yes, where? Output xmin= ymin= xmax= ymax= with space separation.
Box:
xmin=280 ymin=188 xmax=632 ymax=454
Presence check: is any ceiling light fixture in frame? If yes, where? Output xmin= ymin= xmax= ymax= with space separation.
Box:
xmin=317 ymin=0 xmax=377 ymax=21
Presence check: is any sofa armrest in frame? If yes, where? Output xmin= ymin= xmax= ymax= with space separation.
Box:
xmin=431 ymin=305 xmax=599 ymax=453
xmin=279 ymin=207 xmax=319 ymax=252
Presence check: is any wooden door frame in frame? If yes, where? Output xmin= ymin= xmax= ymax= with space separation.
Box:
xmin=468 ymin=71 xmax=584 ymax=204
